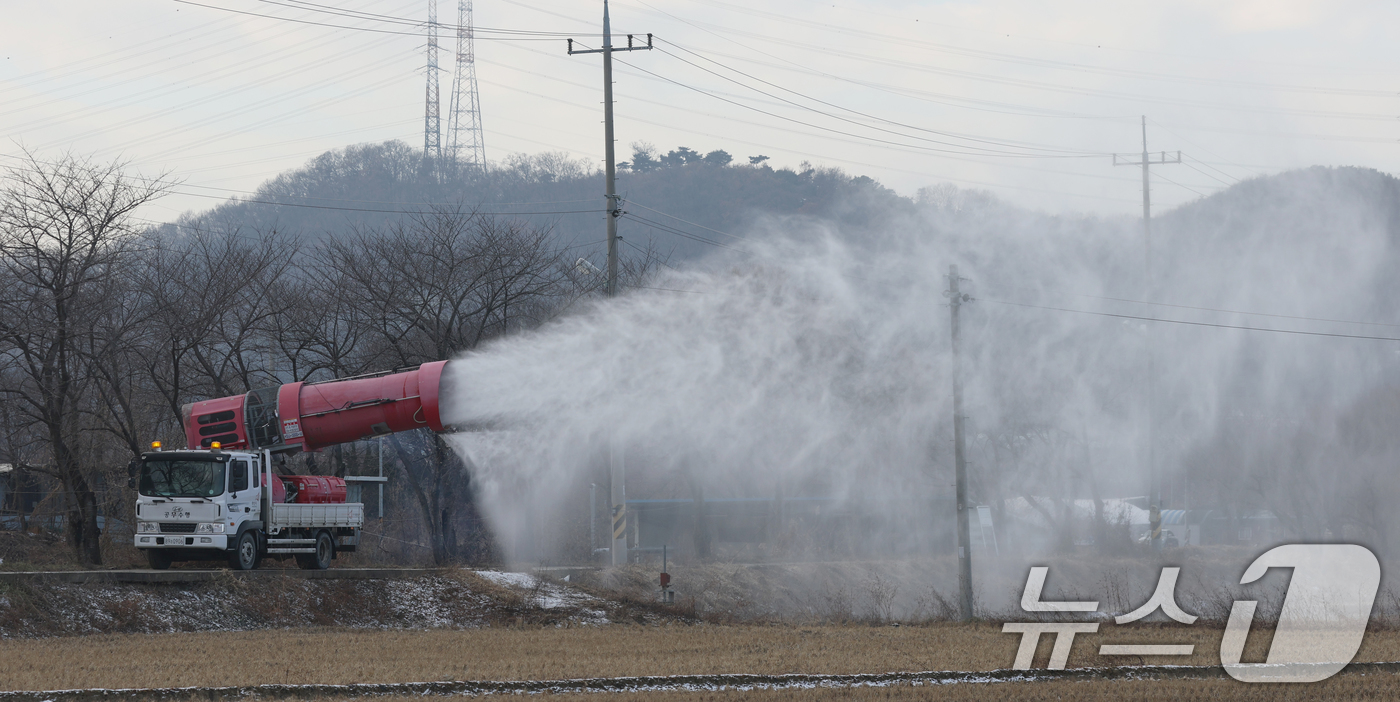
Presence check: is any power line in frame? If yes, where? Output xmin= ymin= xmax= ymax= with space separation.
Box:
xmin=982 ymin=298 xmax=1400 ymax=343
xmin=1 ymin=153 xmax=609 ymax=208
xmin=603 ymin=46 xmax=1108 ymax=160
xmin=96 ymin=68 xmax=414 ymax=161
xmin=1179 ymin=160 xmax=1236 ymax=189
xmin=670 ymin=0 xmax=1400 ymax=100
xmin=632 ymin=2 xmax=1397 ymax=125
xmin=0 ymin=18 xmax=240 ymax=101
xmin=627 ymin=0 xmax=1134 ymax=124
xmin=1146 ymin=118 xmax=1259 ymax=182
xmin=163 ymin=189 xmax=607 ymax=216
xmin=256 ymin=0 xmax=597 ymax=36
xmin=36 ymin=37 xmax=412 ymax=155
xmin=817 ymin=0 xmax=1400 ymax=79
xmin=483 ymin=56 xmax=1142 ymax=202
xmin=171 ymin=0 xmax=576 ymax=40
xmin=1079 ymin=293 xmax=1400 ymax=330
xmin=621 ymin=212 xmax=745 ymax=252
xmin=2 ymin=7 xmax=391 ymax=128
xmin=1152 ymin=170 xmax=1214 ymax=199
xmin=651 ymin=42 xmax=1105 ymax=159
xmin=625 ymin=282 xmax=708 ymax=294
xmin=623 ymin=200 xmax=749 ymax=242
xmin=483 ymin=45 xmax=1147 ymax=199
xmin=620 ymin=237 xmax=680 ymax=271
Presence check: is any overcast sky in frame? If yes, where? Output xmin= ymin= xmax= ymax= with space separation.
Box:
xmin=3 ymin=0 xmax=1397 ymax=222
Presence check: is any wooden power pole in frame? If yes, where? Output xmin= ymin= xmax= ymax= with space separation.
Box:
xmin=946 ymin=265 xmax=975 ymax=620
xmin=568 ymin=2 xmax=652 ymax=565
xmin=1113 ymin=116 xmax=1180 ymax=552
xmin=569 ymin=1 xmax=652 ymax=298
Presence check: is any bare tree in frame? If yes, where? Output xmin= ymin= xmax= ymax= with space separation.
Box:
xmin=0 ymin=152 xmax=168 ymax=564
xmin=138 ymin=227 xmax=297 ymax=426
xmin=320 ymin=208 xmax=570 ymax=564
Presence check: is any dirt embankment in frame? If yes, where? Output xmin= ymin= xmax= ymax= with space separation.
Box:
xmin=0 ymin=569 xmax=685 ymax=639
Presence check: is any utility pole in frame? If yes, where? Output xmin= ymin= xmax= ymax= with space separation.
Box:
xmin=568 ymin=3 xmax=651 ymax=565
xmin=946 ymin=265 xmax=975 ymax=621
xmin=568 ymin=1 xmax=652 ymax=297
xmin=1113 ymin=116 xmax=1180 ymax=552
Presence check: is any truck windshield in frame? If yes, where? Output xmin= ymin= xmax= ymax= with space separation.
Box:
xmin=139 ymin=460 xmax=227 ymax=498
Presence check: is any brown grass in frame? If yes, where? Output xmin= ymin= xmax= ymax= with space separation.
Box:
xmin=0 ymin=531 xmax=79 ymax=571
xmin=3 ymin=624 xmax=1400 ymax=692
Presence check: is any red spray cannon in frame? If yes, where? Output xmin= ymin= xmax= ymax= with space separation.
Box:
xmin=180 ymin=361 xmax=450 ymax=453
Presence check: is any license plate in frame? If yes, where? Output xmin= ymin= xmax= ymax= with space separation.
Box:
xmin=165 ymin=537 xmax=187 ymax=545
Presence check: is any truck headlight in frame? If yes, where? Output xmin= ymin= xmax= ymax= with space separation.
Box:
xmin=195 ymin=522 xmax=225 ymax=534
xmin=138 ymin=522 xmax=158 ymax=534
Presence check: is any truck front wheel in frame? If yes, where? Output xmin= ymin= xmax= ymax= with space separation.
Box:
xmin=297 ymin=531 xmax=334 ymax=570
xmin=146 ymin=550 xmax=173 ymax=570
xmin=230 ymin=531 xmax=261 ymax=571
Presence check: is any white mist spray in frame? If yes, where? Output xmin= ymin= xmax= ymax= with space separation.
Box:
xmin=441 ymin=171 xmax=1400 ymax=569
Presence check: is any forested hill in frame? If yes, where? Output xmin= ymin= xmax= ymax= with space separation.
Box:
xmin=166 ymin=140 xmax=915 ymax=262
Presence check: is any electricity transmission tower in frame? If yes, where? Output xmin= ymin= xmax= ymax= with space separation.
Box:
xmin=1112 ymin=116 xmax=1180 ymax=553
xmin=423 ymin=0 xmax=442 ymax=164
xmin=446 ymin=0 xmax=486 ymax=174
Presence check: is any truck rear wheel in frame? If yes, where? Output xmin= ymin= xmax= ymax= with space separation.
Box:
xmin=146 ymin=550 xmax=173 ymax=570
xmin=230 ymin=531 xmax=261 ymax=571
xmin=297 ymin=531 xmax=334 ymax=570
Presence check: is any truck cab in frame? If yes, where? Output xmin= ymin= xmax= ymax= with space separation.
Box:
xmin=133 ymin=447 xmax=361 ymax=571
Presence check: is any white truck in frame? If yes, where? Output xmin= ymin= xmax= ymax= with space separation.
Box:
xmin=133 ymin=447 xmax=362 ymax=570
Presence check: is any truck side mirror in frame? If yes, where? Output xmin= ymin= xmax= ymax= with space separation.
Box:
xmin=127 ymin=476 xmax=136 ymax=489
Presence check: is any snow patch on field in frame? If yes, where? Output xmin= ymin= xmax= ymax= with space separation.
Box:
xmin=473 ymin=570 xmax=603 ymax=615
xmin=0 ymin=571 xmax=619 ymax=638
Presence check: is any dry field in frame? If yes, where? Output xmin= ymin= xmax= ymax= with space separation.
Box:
xmin=3 ymin=624 xmax=1400 ymax=693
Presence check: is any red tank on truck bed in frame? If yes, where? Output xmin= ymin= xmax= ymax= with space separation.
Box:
xmin=282 ymin=475 xmax=347 ymax=504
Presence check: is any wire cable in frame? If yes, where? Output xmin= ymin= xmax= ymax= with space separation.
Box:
xmin=670 ymin=0 xmax=1400 ymax=99
xmin=622 ymin=200 xmax=749 ymax=242
xmin=162 ymin=188 xmax=608 ymax=216
xmin=485 ymin=44 xmax=1144 ymax=196
xmin=172 ymin=0 xmax=573 ymax=40
xmin=651 ymin=42 xmax=1105 ymax=158
xmin=982 ymin=298 xmax=1400 ymax=342
xmin=621 ymin=212 xmax=746 ymax=253
xmin=594 ymin=44 xmax=1114 ymax=160
xmin=255 ymin=0 xmax=597 ymax=36
xmin=1077 ymin=293 xmax=1400 ymax=330
xmin=626 ymin=4 xmax=1398 ymax=124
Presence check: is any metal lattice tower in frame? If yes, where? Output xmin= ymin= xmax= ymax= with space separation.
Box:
xmin=423 ymin=0 xmax=442 ymax=163
xmin=447 ymin=0 xmax=486 ymax=174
